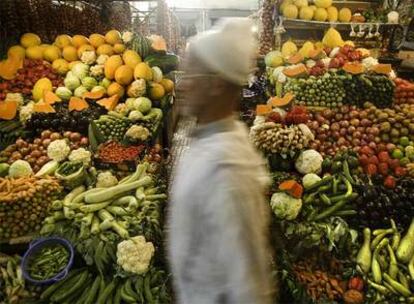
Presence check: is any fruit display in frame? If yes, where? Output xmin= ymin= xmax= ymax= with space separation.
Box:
xmin=394 ymin=77 xmax=414 ymax=105
xmin=0 ymin=29 xmax=175 ymax=303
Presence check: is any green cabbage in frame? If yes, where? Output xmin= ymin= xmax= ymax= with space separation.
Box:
xmin=74 ymin=86 xmax=88 ymax=98
xmin=9 ymin=160 xmax=33 ymax=178
xmin=55 ymin=87 xmax=72 ymax=101
xmin=91 ymin=86 xmax=106 ymax=94
xmin=100 ymin=78 xmax=111 ymax=88
xmin=136 ymin=97 xmax=152 ymax=114
xmin=71 ymin=62 xmax=89 ymax=79
xmin=81 ymin=77 xmax=98 ymax=90
xmin=64 ymin=75 xmax=81 ymax=91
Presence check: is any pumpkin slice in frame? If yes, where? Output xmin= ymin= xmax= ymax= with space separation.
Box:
xmin=287 ymin=53 xmax=304 ymax=65
xmin=270 ymin=92 xmax=295 ymax=108
xmin=44 ymin=91 xmax=62 ymax=105
xmin=83 ymin=90 xmax=105 ymax=100
xmin=283 ymin=64 xmax=308 ymax=78
xmin=256 ymin=104 xmax=272 ymax=116
xmin=0 ymin=100 xmax=18 ymax=120
xmin=371 ymin=64 xmax=392 ymax=75
xmin=343 ymin=62 xmax=365 ymax=75
xmin=308 ymin=48 xmax=325 ymax=60
xmin=97 ymin=94 xmax=119 ymax=111
xmin=34 ymin=101 xmax=56 ymax=113
xmin=69 ymin=97 xmax=89 ymax=111
xmin=0 ymin=55 xmax=23 ymax=80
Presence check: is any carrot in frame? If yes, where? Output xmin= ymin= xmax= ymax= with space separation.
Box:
xmin=279 ymin=180 xmax=304 ymax=198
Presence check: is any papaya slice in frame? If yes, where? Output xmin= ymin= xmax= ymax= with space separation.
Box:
xmin=83 ymin=90 xmax=105 ymax=100
xmin=69 ymin=97 xmax=89 ymax=111
xmin=44 ymin=91 xmax=62 ymax=105
xmin=343 ymin=62 xmax=365 ymax=75
xmin=283 ymin=64 xmax=308 ymax=78
xmin=0 ymin=100 xmax=18 ymax=120
xmin=271 ymin=92 xmax=294 ymax=108
xmin=370 ymin=64 xmax=392 ymax=75
xmin=287 ymin=53 xmax=304 ymax=65
xmin=97 ymin=94 xmax=119 ymax=111
xmin=34 ymin=101 xmax=56 ymax=113
xmin=256 ymin=104 xmax=272 ymax=116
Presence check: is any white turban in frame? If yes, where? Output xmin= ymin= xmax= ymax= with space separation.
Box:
xmin=188 ymin=18 xmax=257 ymax=86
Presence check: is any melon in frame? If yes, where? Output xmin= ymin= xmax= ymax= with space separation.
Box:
xmin=72 ymin=35 xmax=89 ymax=48
xmin=107 ymin=82 xmax=125 ymax=98
xmin=104 ymin=55 xmax=123 ymax=80
xmin=122 ymin=50 xmax=142 ymax=69
xmin=314 ymin=0 xmax=332 ymax=9
xmin=20 ymin=33 xmax=41 ymax=48
xmin=114 ymin=65 xmax=134 ymax=85
xmin=43 ymin=45 xmax=61 ymax=62
xmin=96 ymin=44 xmax=114 ymax=56
xmin=283 ymin=4 xmax=299 ymax=19
xmin=339 ymin=8 xmax=352 ymax=22
xmin=300 ymin=6 xmax=314 ymax=20
xmin=314 ymin=8 xmax=328 ymax=21
xmin=283 ymin=64 xmax=308 ymax=78
xmin=32 ymin=78 xmax=53 ymax=101
xmin=54 ymin=35 xmax=72 ymax=49
xmin=160 ymin=79 xmax=174 ymax=93
xmin=149 ymin=83 xmax=165 ymax=100
xmin=281 ymin=40 xmax=298 ymax=58
xmin=322 ymin=27 xmax=344 ymax=48
xmin=265 ymin=51 xmax=284 ymax=68
xmin=344 ymin=40 xmax=355 ymax=47
xmin=62 ymin=46 xmax=79 ymax=62
xmin=89 ymin=34 xmax=106 ymax=48
xmin=294 ymin=0 xmax=308 ymax=8
xmin=280 ymin=0 xmax=294 ymax=13
xmin=299 ymin=41 xmax=315 ymax=58
xmin=8 ymin=46 xmax=26 ymax=60
xmin=327 ymin=6 xmax=338 ymax=22
xmin=134 ymin=62 xmax=153 ymax=81
xmin=105 ymin=30 xmax=122 ymax=45
xmin=113 ymin=44 xmax=126 ymax=54
xmin=25 ymin=46 xmax=44 ymax=60
xmin=309 ymin=5 xmax=317 ymax=12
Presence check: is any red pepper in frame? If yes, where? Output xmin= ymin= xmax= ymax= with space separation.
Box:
xmin=394 ymin=167 xmax=407 ymax=177
xmin=384 ymin=176 xmax=396 ymax=189
xmin=378 ymin=151 xmax=390 ymax=163
xmin=368 ymin=155 xmax=379 ymax=165
xmin=365 ymin=164 xmax=378 ymax=176
xmin=348 ymin=276 xmax=364 ymax=291
xmin=378 ymin=163 xmax=389 ymax=176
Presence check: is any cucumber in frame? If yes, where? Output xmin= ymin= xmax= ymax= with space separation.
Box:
xmin=120 ymin=282 xmax=137 ymax=303
xmin=84 ymin=275 xmax=101 ymax=304
xmin=51 ymin=270 xmax=89 ymax=302
xmin=88 ymin=124 xmax=98 ymax=152
xmin=40 ymin=268 xmax=84 ymax=300
xmin=97 ymin=279 xmax=117 ymax=304
xmin=113 ymin=284 xmax=122 ymax=304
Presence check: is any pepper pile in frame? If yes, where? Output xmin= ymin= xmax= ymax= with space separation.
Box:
xmin=97 ymin=141 xmax=144 ymax=164
xmin=27 ymin=244 xmax=69 ymax=281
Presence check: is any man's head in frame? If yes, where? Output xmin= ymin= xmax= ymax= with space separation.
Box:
xmin=178 ymin=18 xmax=257 ymax=123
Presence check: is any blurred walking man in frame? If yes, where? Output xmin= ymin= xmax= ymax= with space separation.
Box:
xmin=168 ymin=18 xmax=274 ymax=304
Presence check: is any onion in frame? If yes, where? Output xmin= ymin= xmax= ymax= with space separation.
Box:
xmin=41 ymin=130 xmax=52 ymax=139
xmin=353 ymin=131 xmax=362 ymax=139
xmin=350 ymin=110 xmax=360 ymax=118
xmin=371 ymin=127 xmax=380 ymax=136
xmin=31 ymin=150 xmax=41 ymax=158
xmin=63 ymin=131 xmax=72 ymax=138
xmin=70 ymin=133 xmax=81 ymax=142
xmin=352 ymin=138 xmax=361 ymax=146
xmin=361 ymin=119 xmax=372 ymax=127
xmin=369 ymin=142 xmax=377 ymax=150
xmin=42 ymin=139 xmax=51 ymax=147
xmin=50 ymin=133 xmax=61 ymax=140
xmin=315 ymin=114 xmax=325 ymax=124
xmin=351 ymin=119 xmax=360 ymax=126
xmin=341 ymin=106 xmax=349 ymax=114
xmin=339 ymin=120 xmax=350 ymax=128
xmin=338 ymin=137 xmax=346 ymax=145
xmin=331 ymin=123 xmax=340 ymax=131
xmin=374 ymin=136 xmax=382 ymax=144
xmin=310 ymin=143 xmax=318 ymax=150
xmin=33 ymin=138 xmax=41 ymax=145
xmin=80 ymin=137 xmax=89 ymax=146
xmin=348 ymin=126 xmax=356 ymax=134
xmin=386 ymin=143 xmax=396 ymax=151
xmin=340 ymin=128 xmax=347 ymax=136
xmin=367 ymin=134 xmax=375 ymax=142
xmin=15 ymin=139 xmax=26 ymax=149
xmin=335 ymin=113 xmax=343 ymax=121
xmin=357 ymin=127 xmax=365 ymax=133
xmin=378 ymin=143 xmax=387 ymax=151
xmin=333 ymin=131 xmax=340 ymax=139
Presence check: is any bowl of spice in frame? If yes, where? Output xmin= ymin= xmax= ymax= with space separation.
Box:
xmin=21 ymin=237 xmax=74 ymax=284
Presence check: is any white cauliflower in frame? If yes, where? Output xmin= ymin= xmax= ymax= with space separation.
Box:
xmin=126 ymin=79 xmax=146 ymax=98
xmin=81 ymin=51 xmax=96 ymax=65
xmin=96 ymin=171 xmax=118 ymax=188
xmin=295 ymin=149 xmax=323 ymax=175
xmin=128 ymin=110 xmax=144 ymax=122
xmin=321 ymin=57 xmax=332 ymax=68
xmin=270 ymin=192 xmax=302 ymax=220
xmin=389 ymin=70 xmax=396 ymax=79
xmin=19 ymin=101 xmax=35 ymax=124
xmin=47 ymin=139 xmax=70 ymax=162
xmin=9 ymin=160 xmax=33 ymax=178
xmin=90 ymin=64 xmax=104 ymax=77
xmin=124 ymin=125 xmax=150 ymax=142
xmin=114 ymin=103 xmax=129 ymax=116
xmin=96 ymin=55 xmax=109 ymax=65
xmin=302 ymin=173 xmax=322 ymax=190
xmin=117 ymin=235 xmax=155 ymax=274
xmin=362 ymin=57 xmax=379 ymax=70
xmin=122 ymin=31 xmax=134 ymax=44
xmin=68 ymin=148 xmax=92 ymax=166
xmin=306 ymin=60 xmax=316 ymax=68
xmin=5 ymin=93 xmax=24 ymax=107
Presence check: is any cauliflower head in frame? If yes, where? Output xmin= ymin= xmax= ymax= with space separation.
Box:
xmin=96 ymin=55 xmax=109 ymax=65
xmin=122 ymin=31 xmax=134 ymax=44
xmin=270 ymin=192 xmax=302 ymax=220
xmin=68 ymin=148 xmax=92 ymax=167
xmin=125 ymin=125 xmax=150 ymax=142
xmin=128 ymin=110 xmax=144 ymax=122
xmin=81 ymin=51 xmax=96 ymax=65
xmin=90 ymin=64 xmax=104 ymax=77
xmin=6 ymin=93 xmax=24 ymax=107
xmin=9 ymin=160 xmax=33 ymax=178
xmin=114 ymin=103 xmax=129 ymax=116
xmin=47 ymin=139 xmax=71 ymax=162
xmin=19 ymin=101 xmax=35 ymax=124
xmin=302 ymin=173 xmax=322 ymax=190
xmin=117 ymin=235 xmax=155 ymax=274
xmin=126 ymin=79 xmax=146 ymax=98
xmin=96 ymin=171 xmax=118 ymax=188
xmin=295 ymin=149 xmax=323 ymax=175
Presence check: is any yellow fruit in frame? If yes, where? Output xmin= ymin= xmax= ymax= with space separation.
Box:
xmin=122 ymin=50 xmax=142 ymax=69
xmin=314 ymin=8 xmax=328 ymax=21
xmin=7 ymin=45 xmax=25 ymax=60
xmin=294 ymin=0 xmax=308 ymax=8
xmin=113 ymin=44 xmax=126 ymax=54
xmin=32 ymin=78 xmax=52 ymax=101
xmin=322 ymin=27 xmax=344 ymax=48
xmin=315 ymin=41 xmax=324 ymax=49
xmin=20 ymin=33 xmax=41 ymax=48
xmin=77 ymin=44 xmax=95 ymax=58
xmin=160 ymin=79 xmax=174 ymax=93
xmin=62 ymin=46 xmax=79 ymax=62
xmin=149 ymin=83 xmax=165 ymax=100
xmin=314 ymin=0 xmax=332 ymax=8
xmin=283 ymin=4 xmax=299 ymax=19
xmin=104 ymin=55 xmax=123 ymax=80
xmin=107 ymin=82 xmax=125 ymax=98
xmin=89 ymin=34 xmax=106 ymax=48
xmin=25 ymin=46 xmax=44 ymax=60
xmin=114 ymin=65 xmax=134 ymax=85
xmin=300 ymin=6 xmax=314 ymax=20
xmin=72 ymin=35 xmax=89 ymax=48
xmin=68 ymin=61 xmax=81 ymax=70
xmin=43 ymin=45 xmax=61 ymax=62
xmin=54 ymin=35 xmax=72 ymax=49
xmin=96 ymin=44 xmax=114 ymax=56
xmin=281 ymin=40 xmax=298 ymax=57
xmin=339 ymin=8 xmax=352 ymax=22
xmin=105 ymin=30 xmax=122 ymax=45
xmin=309 ymin=5 xmax=317 ymax=12
xmin=327 ymin=6 xmax=338 ymax=22
xmin=52 ymin=59 xmax=69 ymax=75
xmin=40 ymin=44 xmax=51 ymax=51
xmin=344 ymin=40 xmax=355 ymax=47
xmin=134 ymin=62 xmax=153 ymax=81
xmin=280 ymin=0 xmax=294 ymax=14
xmin=299 ymin=41 xmax=315 ymax=58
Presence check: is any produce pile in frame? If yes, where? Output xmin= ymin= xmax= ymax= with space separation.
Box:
xmin=0 ymin=29 xmax=176 ymax=303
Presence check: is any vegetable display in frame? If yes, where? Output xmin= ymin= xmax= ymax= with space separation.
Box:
xmin=27 ymin=244 xmax=69 ymax=281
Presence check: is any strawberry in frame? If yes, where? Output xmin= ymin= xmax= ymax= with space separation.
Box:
xmin=365 ymin=164 xmax=378 ymax=176
xmin=378 ymin=162 xmax=389 ymax=176
xmin=378 ymin=151 xmax=390 ymax=163
xmin=384 ymin=176 xmax=396 ymax=189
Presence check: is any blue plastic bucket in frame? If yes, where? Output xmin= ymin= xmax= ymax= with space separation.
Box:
xmin=21 ymin=237 xmax=74 ymax=285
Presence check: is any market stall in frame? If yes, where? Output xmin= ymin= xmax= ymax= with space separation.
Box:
xmin=241 ymin=0 xmax=414 ymax=303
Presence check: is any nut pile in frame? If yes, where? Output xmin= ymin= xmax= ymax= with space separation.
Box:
xmin=259 ymin=0 xmax=275 ymax=55
xmin=250 ymin=122 xmax=313 ymax=155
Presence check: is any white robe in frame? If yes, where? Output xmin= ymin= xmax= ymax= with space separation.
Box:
xmin=168 ymin=116 xmax=273 ymax=304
